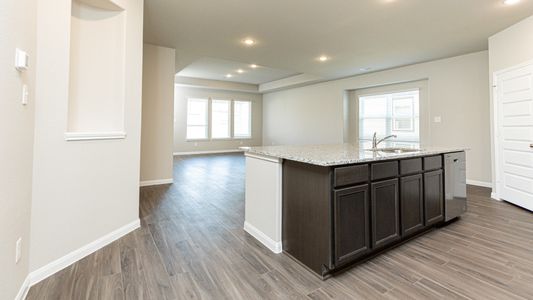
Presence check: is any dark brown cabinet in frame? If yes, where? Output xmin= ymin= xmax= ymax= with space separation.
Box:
xmin=400 ymin=174 xmax=424 ymax=236
xmin=282 ymin=153 xmax=454 ymax=278
xmin=424 ymin=169 xmax=444 ymax=225
xmin=333 ymin=185 xmax=370 ymax=266
xmin=371 ymin=178 xmax=400 ymax=249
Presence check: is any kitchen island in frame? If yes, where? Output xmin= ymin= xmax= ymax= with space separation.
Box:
xmin=243 ymin=143 xmax=467 ymax=278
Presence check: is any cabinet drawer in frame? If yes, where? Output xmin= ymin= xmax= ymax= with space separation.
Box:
xmin=424 ymin=155 xmax=442 ymax=171
xmin=400 ymin=158 xmax=422 ymax=175
xmin=371 ymin=161 xmax=398 ymax=181
xmin=334 ymin=164 xmax=369 ymax=187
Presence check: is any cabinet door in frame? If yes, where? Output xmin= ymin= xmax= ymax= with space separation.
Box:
xmin=334 ymin=185 xmax=370 ymax=266
xmin=371 ymin=179 xmax=400 ymax=249
xmin=400 ymin=174 xmax=424 ymax=236
xmin=424 ymin=169 xmax=444 ymax=225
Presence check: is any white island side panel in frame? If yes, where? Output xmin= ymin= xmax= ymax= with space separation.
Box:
xmin=244 ymin=153 xmax=282 ymax=253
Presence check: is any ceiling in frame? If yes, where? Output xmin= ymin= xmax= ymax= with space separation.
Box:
xmin=176 ymin=57 xmax=298 ymax=85
xmin=144 ymin=0 xmax=533 ymax=85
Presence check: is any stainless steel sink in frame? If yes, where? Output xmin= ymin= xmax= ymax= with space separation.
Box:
xmin=367 ymin=148 xmax=421 ymax=154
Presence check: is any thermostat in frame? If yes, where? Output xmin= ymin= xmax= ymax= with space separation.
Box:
xmin=15 ymin=48 xmax=29 ymax=71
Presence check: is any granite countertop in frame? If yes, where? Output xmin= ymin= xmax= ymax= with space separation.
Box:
xmin=242 ymin=143 xmax=467 ymax=167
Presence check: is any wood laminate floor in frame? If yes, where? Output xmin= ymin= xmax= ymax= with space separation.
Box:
xmin=27 ymin=153 xmax=533 ymax=300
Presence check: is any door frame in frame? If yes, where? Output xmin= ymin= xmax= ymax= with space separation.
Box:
xmin=492 ymin=59 xmax=533 ymax=201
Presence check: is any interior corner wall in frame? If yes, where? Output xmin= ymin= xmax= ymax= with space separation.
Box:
xmin=0 ymin=0 xmax=37 ymax=298
xmin=30 ymin=0 xmax=144 ymax=274
xmin=488 ymin=15 xmax=533 ymax=193
xmin=263 ymin=51 xmax=491 ymax=183
xmin=174 ymin=87 xmax=263 ymax=153
xmin=141 ymin=44 xmax=175 ymax=183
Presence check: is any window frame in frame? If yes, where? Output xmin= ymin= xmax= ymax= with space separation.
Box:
xmin=210 ymin=99 xmax=232 ymax=140
xmin=185 ymin=98 xmax=209 ymax=140
xmin=184 ymin=97 xmax=253 ymax=141
xmin=233 ymin=100 xmax=252 ymax=139
xmin=358 ymin=89 xmax=420 ymax=143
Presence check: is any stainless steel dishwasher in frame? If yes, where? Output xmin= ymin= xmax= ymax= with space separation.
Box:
xmin=444 ymin=152 xmax=467 ymax=221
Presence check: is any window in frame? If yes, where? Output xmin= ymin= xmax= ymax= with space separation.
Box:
xmin=359 ymin=90 xmax=419 ymax=143
xmin=211 ymin=100 xmax=231 ymax=139
xmin=233 ymin=101 xmax=252 ymax=138
xmin=185 ymin=98 xmax=253 ymax=140
xmin=186 ymin=98 xmax=208 ymax=139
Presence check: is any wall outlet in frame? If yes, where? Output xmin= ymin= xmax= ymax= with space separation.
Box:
xmin=194 ymin=142 xmax=198 ymax=147
xmin=239 ymin=141 xmax=243 ymax=145
xmin=434 ymin=116 xmax=442 ymax=123
xmin=15 ymin=238 xmax=22 ymax=264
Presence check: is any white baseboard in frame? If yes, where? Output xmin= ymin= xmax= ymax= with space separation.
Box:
xmin=15 ymin=275 xmax=30 ymax=300
xmin=466 ymin=179 xmax=492 ymax=188
xmin=491 ymin=192 xmax=501 ymax=201
xmin=173 ymin=149 xmax=244 ymax=156
xmin=139 ymin=178 xmax=173 ymax=187
xmin=28 ymin=219 xmax=140 ymax=287
xmin=244 ymin=221 xmax=282 ymax=254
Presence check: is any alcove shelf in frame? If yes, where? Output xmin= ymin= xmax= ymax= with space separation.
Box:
xmin=64 ymin=131 xmax=126 ymax=142
xmin=66 ymin=0 xmax=126 ymax=141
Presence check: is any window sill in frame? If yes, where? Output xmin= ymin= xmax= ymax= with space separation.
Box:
xmin=186 ymin=137 xmax=253 ymax=142
xmin=65 ymin=131 xmax=127 ymax=141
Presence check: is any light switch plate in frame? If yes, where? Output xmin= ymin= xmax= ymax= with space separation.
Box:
xmin=15 ymin=238 xmax=22 ymax=264
xmin=15 ymin=48 xmax=29 ymax=71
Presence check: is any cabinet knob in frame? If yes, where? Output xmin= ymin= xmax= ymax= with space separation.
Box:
xmin=530 ymin=144 xmax=533 ymax=149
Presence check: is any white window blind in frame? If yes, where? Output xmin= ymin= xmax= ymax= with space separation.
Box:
xmin=186 ymin=98 xmax=208 ymax=139
xmin=359 ymin=90 xmax=419 ymax=142
xmin=233 ymin=101 xmax=251 ymax=138
xmin=211 ymin=99 xmax=231 ymax=139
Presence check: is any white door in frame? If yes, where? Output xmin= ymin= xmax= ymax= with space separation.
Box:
xmin=496 ymin=63 xmax=533 ymax=211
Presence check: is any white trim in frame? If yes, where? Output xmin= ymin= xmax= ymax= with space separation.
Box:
xmin=140 ymin=178 xmax=173 ymax=187
xmin=466 ymin=179 xmax=492 ymax=188
xmin=491 ymin=192 xmax=501 ymax=201
xmin=28 ymin=219 xmax=140 ymax=286
xmin=244 ymin=152 xmax=281 ymax=164
xmin=64 ymin=131 xmax=127 ymax=141
xmin=173 ymin=149 xmax=243 ymax=156
xmin=14 ymin=275 xmax=30 ymax=300
xmin=493 ymin=72 xmax=502 ymax=203
xmin=244 ymin=221 xmax=282 ymax=254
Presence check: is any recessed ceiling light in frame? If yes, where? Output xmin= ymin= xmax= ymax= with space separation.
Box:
xmin=250 ymin=64 xmax=258 ymax=69
xmin=503 ymin=0 xmax=520 ymax=5
xmin=237 ymin=69 xmax=244 ymax=74
xmin=242 ymin=38 xmax=256 ymax=46
xmin=318 ymin=55 xmax=329 ymax=62
xmin=226 ymin=74 xmax=233 ymax=78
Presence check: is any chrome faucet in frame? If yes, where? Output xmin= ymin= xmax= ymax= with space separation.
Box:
xmin=372 ymin=132 xmax=397 ymax=149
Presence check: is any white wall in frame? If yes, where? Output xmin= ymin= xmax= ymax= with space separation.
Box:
xmin=174 ymin=87 xmax=263 ymax=153
xmin=0 ymin=0 xmax=37 ymax=298
xmin=30 ymin=0 xmax=144 ymax=274
xmin=263 ymin=51 xmax=491 ymax=183
xmin=141 ymin=44 xmax=175 ymax=183
xmin=489 ymin=15 xmax=533 ymax=193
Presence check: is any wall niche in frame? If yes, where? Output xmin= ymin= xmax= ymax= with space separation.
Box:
xmin=66 ymin=0 xmax=126 ymax=141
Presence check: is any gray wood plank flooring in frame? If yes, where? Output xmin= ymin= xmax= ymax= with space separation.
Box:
xmin=27 ymin=153 xmax=533 ymax=299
